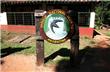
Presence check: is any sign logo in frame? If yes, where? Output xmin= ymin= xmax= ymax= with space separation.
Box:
xmin=40 ymin=9 xmax=73 ymax=44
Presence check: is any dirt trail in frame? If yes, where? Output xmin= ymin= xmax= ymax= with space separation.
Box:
xmin=1 ymin=55 xmax=36 ymax=72
xmin=93 ymin=35 xmax=110 ymax=48
xmin=1 ymin=54 xmax=55 ymax=72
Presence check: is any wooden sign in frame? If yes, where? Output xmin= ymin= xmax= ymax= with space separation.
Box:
xmin=35 ymin=9 xmax=79 ymax=66
xmin=40 ymin=9 xmax=74 ymax=44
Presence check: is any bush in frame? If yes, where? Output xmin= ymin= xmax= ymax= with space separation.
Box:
xmin=95 ymin=2 xmax=110 ymax=29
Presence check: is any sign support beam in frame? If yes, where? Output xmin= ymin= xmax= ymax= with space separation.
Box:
xmin=36 ymin=37 xmax=44 ymax=66
xmin=70 ymin=38 xmax=79 ymax=66
xmin=35 ymin=16 xmax=44 ymax=66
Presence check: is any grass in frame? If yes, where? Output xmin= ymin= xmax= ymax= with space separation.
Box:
xmin=1 ymin=41 xmax=36 ymax=55
xmin=0 ymin=30 xmax=95 ymax=64
xmin=1 ymin=30 xmax=94 ymax=55
xmin=79 ymin=36 xmax=94 ymax=49
xmin=44 ymin=40 xmax=70 ymax=57
xmin=44 ymin=40 xmax=70 ymax=64
xmin=1 ymin=30 xmax=36 ymax=55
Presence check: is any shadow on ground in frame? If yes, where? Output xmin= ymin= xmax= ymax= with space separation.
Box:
xmin=44 ymin=48 xmax=70 ymax=63
xmin=1 ymin=47 xmax=30 ymax=58
xmin=45 ymin=46 xmax=110 ymax=72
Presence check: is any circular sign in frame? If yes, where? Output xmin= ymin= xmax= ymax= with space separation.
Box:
xmin=40 ymin=9 xmax=74 ymax=44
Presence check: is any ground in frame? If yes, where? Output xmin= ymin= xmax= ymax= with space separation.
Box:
xmin=1 ymin=29 xmax=110 ymax=72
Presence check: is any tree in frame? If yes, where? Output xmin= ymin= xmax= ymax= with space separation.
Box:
xmin=95 ymin=1 xmax=110 ymax=29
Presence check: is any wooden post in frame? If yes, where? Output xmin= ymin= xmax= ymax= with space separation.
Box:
xmin=70 ymin=36 xmax=79 ymax=66
xmin=36 ymin=37 xmax=44 ymax=66
xmin=35 ymin=16 xmax=44 ymax=66
xmin=35 ymin=10 xmax=47 ymax=66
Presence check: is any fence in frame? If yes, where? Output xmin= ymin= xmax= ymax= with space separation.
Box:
xmin=7 ymin=12 xmax=35 ymax=25
xmin=7 ymin=12 xmax=91 ymax=27
xmin=78 ymin=12 xmax=90 ymax=27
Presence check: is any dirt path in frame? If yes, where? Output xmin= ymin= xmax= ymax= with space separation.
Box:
xmin=1 ymin=55 xmax=36 ymax=72
xmin=1 ymin=54 xmax=55 ymax=72
xmin=93 ymin=35 xmax=110 ymax=48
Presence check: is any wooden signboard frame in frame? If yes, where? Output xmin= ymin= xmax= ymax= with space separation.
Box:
xmin=35 ymin=9 xmax=79 ymax=66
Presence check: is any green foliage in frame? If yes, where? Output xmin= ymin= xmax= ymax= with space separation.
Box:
xmin=95 ymin=2 xmax=110 ymax=29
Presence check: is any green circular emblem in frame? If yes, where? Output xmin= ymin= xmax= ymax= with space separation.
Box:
xmin=44 ymin=14 xmax=70 ymax=40
xmin=40 ymin=9 xmax=73 ymax=44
